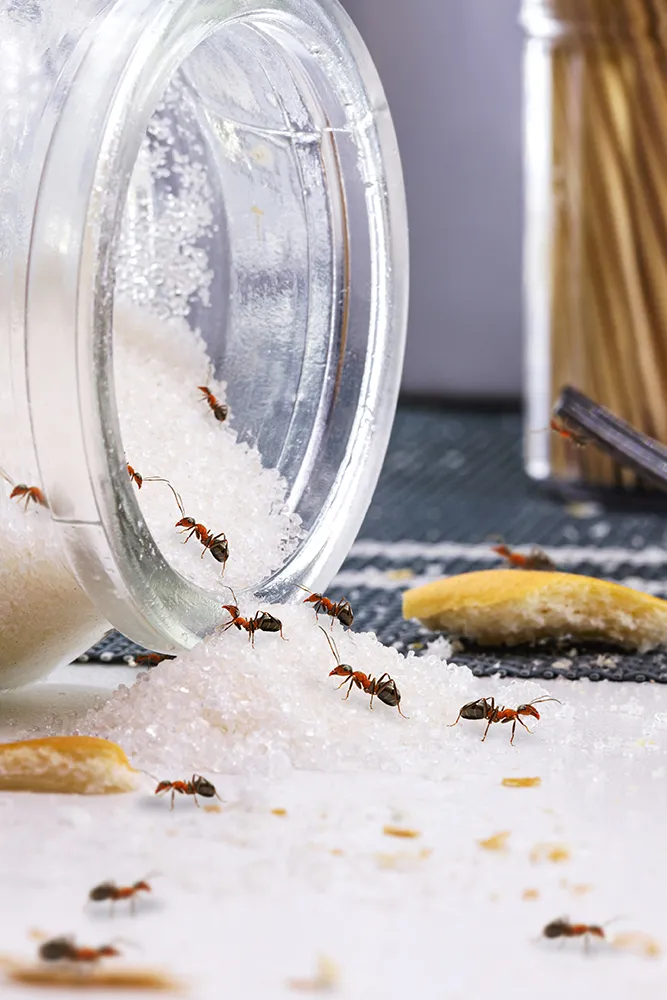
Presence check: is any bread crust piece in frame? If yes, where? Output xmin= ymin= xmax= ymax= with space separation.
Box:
xmin=0 ymin=736 xmax=138 ymax=793
xmin=402 ymin=569 xmax=667 ymax=652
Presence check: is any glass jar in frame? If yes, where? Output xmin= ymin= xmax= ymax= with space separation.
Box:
xmin=0 ymin=0 xmax=408 ymax=688
xmin=522 ymin=0 xmax=667 ymax=494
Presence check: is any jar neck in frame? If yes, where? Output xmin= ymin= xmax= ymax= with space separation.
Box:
xmin=22 ymin=0 xmax=407 ymax=651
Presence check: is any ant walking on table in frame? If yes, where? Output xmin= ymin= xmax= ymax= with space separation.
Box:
xmin=146 ymin=772 xmax=222 ymax=810
xmin=39 ymin=936 xmax=122 ymax=965
xmin=88 ymin=878 xmax=153 ymax=915
xmin=320 ymin=626 xmax=407 ymax=718
xmin=219 ymin=587 xmax=286 ymax=647
xmin=449 ymin=695 xmax=561 ymax=745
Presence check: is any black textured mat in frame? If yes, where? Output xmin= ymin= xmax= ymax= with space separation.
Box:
xmin=79 ymin=404 xmax=667 ymax=681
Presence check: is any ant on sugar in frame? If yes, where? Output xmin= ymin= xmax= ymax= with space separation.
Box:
xmin=320 ymin=626 xmax=407 ymax=718
xmin=219 ymin=587 xmax=286 ymax=647
xmin=198 ymin=364 xmax=228 ymax=423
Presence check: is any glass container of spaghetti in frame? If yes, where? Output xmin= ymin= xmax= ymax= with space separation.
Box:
xmin=522 ymin=0 xmax=667 ymax=494
xmin=0 ymin=0 xmax=408 ymax=688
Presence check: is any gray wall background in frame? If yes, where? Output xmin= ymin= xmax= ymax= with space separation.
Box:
xmin=342 ymin=0 xmax=524 ymax=399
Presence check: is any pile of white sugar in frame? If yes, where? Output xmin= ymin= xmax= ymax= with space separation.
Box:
xmin=46 ymin=601 xmax=563 ymax=778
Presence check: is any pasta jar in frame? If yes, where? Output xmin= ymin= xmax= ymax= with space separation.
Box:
xmin=522 ymin=0 xmax=667 ymax=495
xmin=0 ymin=0 xmax=408 ymax=688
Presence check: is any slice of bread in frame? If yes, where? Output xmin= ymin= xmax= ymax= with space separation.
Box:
xmin=402 ymin=569 xmax=667 ymax=651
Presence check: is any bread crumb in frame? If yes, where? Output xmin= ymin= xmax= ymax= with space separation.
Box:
xmin=522 ymin=888 xmax=540 ymax=901
xmin=271 ymin=808 xmax=287 ymax=816
xmin=0 ymin=736 xmax=138 ymax=795
xmin=203 ymin=804 xmax=222 ymax=814
xmin=551 ymin=659 xmax=572 ymax=670
xmin=571 ymin=883 xmax=593 ymax=896
xmin=1 ymin=958 xmax=179 ymax=991
xmin=386 ymin=568 xmax=415 ymax=581
xmin=502 ymin=777 xmax=541 ymax=788
xmin=289 ymin=955 xmax=340 ymax=991
xmin=330 ymin=849 xmax=344 ymax=857
xmin=529 ymin=842 xmax=570 ymax=864
xmin=478 ymin=831 xmax=511 ymax=852
xmin=383 ymin=826 xmax=420 ymax=839
xmin=612 ymin=932 xmax=661 ymax=958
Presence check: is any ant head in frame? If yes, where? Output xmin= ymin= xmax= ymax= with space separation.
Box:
xmin=100 ymin=945 xmax=122 ymax=958
xmin=459 ymin=698 xmax=491 ymax=721
xmin=154 ymin=780 xmax=172 ymax=794
xmin=89 ymin=882 xmax=115 ymax=902
xmin=543 ymin=918 xmax=569 ymax=939
xmin=193 ymin=775 xmax=217 ymax=798
xmin=39 ymin=937 xmax=74 ymax=961
xmin=517 ymin=703 xmax=541 ymax=721
xmin=329 ymin=665 xmax=352 ymax=678
xmin=176 ymin=516 xmax=195 ymax=528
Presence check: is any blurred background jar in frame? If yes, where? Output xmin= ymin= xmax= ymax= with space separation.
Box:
xmin=522 ymin=0 xmax=667 ymax=494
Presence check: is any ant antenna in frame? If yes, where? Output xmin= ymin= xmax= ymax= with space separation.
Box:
xmin=529 ymin=696 xmax=563 ymax=707
xmin=138 ymin=768 xmax=160 ymax=783
xmin=0 ymin=465 xmax=14 ymax=486
xmin=318 ymin=624 xmax=340 ymax=664
xmin=224 ymin=585 xmax=239 ymax=606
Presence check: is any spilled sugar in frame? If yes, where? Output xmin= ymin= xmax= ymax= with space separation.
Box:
xmin=38 ymin=601 xmax=568 ymax=779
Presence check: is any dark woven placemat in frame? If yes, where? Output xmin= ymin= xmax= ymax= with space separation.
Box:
xmin=79 ymin=404 xmax=667 ymax=681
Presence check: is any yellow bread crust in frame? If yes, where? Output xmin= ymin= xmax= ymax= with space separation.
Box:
xmin=0 ymin=735 xmax=138 ymax=794
xmin=402 ymin=569 xmax=667 ymax=650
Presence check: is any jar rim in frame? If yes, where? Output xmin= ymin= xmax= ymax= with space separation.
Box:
xmin=26 ymin=0 xmax=408 ymax=651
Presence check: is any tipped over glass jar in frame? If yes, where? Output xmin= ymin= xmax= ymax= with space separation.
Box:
xmin=0 ymin=0 xmax=408 ymax=688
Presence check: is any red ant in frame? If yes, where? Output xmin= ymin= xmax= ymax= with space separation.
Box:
xmin=127 ymin=464 xmax=143 ymax=489
xmin=297 ymin=585 xmax=354 ymax=627
xmin=550 ymin=417 xmax=588 ymax=447
xmin=320 ymin=626 xmax=407 ymax=718
xmin=491 ymin=543 xmax=556 ymax=572
xmin=89 ymin=879 xmax=152 ymax=915
xmin=133 ymin=652 xmax=177 ymax=667
xmin=542 ymin=918 xmax=606 ymax=951
xmin=151 ymin=773 xmax=222 ymax=810
xmin=219 ymin=587 xmax=286 ymax=647
xmin=9 ymin=484 xmax=48 ymax=510
xmin=39 ymin=937 xmax=121 ymax=964
xmin=449 ymin=695 xmax=561 ymax=745
xmin=198 ymin=365 xmax=228 ymax=423
xmin=169 ymin=486 xmax=229 ymax=573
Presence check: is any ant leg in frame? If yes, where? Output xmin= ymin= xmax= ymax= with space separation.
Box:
xmin=517 ymin=717 xmax=533 ymax=735
xmin=448 ymin=711 xmax=464 ymax=728
xmin=509 ymin=720 xmax=516 ymax=745
xmin=193 ymin=792 xmax=200 ymax=808
xmin=170 ymin=789 xmax=175 ymax=811
xmin=481 ymin=718 xmax=493 ymax=742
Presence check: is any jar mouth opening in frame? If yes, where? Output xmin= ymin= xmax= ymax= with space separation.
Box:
xmin=27 ymin=0 xmax=408 ymax=651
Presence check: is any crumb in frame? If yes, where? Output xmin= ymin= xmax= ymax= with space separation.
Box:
xmin=203 ymin=804 xmax=222 ymax=814
xmin=289 ymin=955 xmax=339 ymax=991
xmin=376 ymin=850 xmax=430 ymax=871
xmin=330 ymin=849 xmax=344 ymax=857
xmin=478 ymin=831 xmax=511 ymax=852
xmin=386 ymin=568 xmax=415 ymax=581
xmin=383 ymin=826 xmax=420 ymax=839
xmin=488 ymin=893 xmax=500 ymax=902
xmin=530 ymin=842 xmax=570 ymax=864
xmin=611 ymin=932 xmax=661 ymax=958
xmin=271 ymin=808 xmax=287 ymax=817
xmin=571 ymin=884 xmax=593 ymax=896
xmin=419 ymin=848 xmax=433 ymax=860
xmin=1 ymin=958 xmax=179 ymax=991
xmin=502 ymin=777 xmax=541 ymax=789
xmin=595 ymin=655 xmax=618 ymax=668
xmin=408 ymin=642 xmax=425 ymax=651
xmin=567 ymin=648 xmax=578 ymax=657
xmin=522 ymin=888 xmax=540 ymax=901
xmin=565 ymin=502 xmax=603 ymax=519
xmin=551 ymin=659 xmax=572 ymax=670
